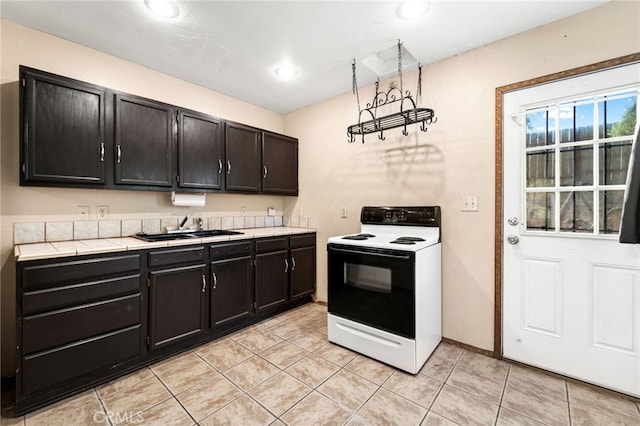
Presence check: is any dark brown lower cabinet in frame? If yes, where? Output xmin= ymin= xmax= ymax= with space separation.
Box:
xmin=255 ymin=237 xmax=289 ymax=313
xmin=147 ymin=246 xmax=207 ymax=349
xmin=290 ymin=234 xmax=317 ymax=300
xmin=15 ymin=233 xmax=315 ymax=416
xmin=210 ymin=242 xmax=253 ymax=328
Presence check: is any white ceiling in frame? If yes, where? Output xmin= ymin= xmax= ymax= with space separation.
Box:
xmin=0 ymin=0 xmax=610 ymax=114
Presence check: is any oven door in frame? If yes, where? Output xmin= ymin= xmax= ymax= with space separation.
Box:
xmin=327 ymin=243 xmax=415 ymax=338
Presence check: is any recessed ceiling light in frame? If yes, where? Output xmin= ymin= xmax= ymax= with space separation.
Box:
xmin=145 ymin=0 xmax=180 ymax=19
xmin=275 ymin=65 xmax=298 ymax=79
xmin=397 ymin=0 xmax=430 ymax=20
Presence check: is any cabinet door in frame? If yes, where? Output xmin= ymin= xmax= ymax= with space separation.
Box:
xmin=149 ymin=264 xmax=207 ymax=349
xmin=115 ymin=94 xmax=174 ymax=187
xmin=211 ymin=256 xmax=253 ymax=327
xmin=225 ymin=122 xmax=261 ymax=192
xmin=178 ymin=110 xmax=224 ymax=190
xmin=255 ymin=250 xmax=288 ymax=313
xmin=21 ymin=67 xmax=106 ymax=185
xmin=290 ymin=245 xmax=316 ymax=300
xmin=262 ymin=132 xmax=298 ymax=195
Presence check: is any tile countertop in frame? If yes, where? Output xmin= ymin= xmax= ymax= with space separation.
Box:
xmin=14 ymin=227 xmax=316 ymax=262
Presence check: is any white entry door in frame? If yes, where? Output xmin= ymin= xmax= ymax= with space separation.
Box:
xmin=503 ymin=64 xmax=640 ymax=397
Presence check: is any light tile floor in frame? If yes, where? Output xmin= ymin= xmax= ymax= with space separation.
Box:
xmin=2 ymin=303 xmax=640 ymax=425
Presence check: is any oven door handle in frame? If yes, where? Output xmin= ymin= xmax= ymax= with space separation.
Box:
xmin=329 ymin=247 xmax=413 ymax=261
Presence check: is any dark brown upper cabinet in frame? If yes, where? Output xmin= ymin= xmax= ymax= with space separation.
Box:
xmin=19 ymin=67 xmax=299 ymax=195
xmin=114 ymin=94 xmax=174 ymax=188
xmin=224 ymin=122 xmax=261 ymax=192
xmin=177 ymin=110 xmax=224 ymax=190
xmin=262 ymin=131 xmax=298 ymax=195
xmin=20 ymin=66 xmax=106 ymax=186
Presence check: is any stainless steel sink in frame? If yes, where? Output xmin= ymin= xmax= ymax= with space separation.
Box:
xmin=133 ymin=229 xmax=243 ymax=242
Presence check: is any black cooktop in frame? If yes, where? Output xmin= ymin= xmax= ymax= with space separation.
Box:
xmin=342 ymin=233 xmax=376 ymax=240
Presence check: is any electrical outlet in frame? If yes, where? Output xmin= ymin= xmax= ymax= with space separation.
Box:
xmin=77 ymin=206 xmax=89 ymax=220
xmin=341 ymin=207 xmax=348 ymax=218
xmin=96 ymin=206 xmax=109 ymax=220
xmin=241 ymin=206 xmax=246 ymax=215
xmin=461 ymin=196 xmax=479 ymax=212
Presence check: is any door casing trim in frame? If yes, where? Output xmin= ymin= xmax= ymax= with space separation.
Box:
xmin=493 ymin=52 xmax=640 ymax=358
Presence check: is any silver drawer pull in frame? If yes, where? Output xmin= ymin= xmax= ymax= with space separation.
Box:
xmin=227 ymin=161 xmax=231 ymax=174
xmin=201 ymin=274 xmax=206 ymax=292
xmin=263 ymin=165 xmax=268 ymax=178
xmin=116 ymin=145 xmax=122 ymax=163
xmin=218 ymin=159 xmax=223 ymax=174
xmin=213 ymin=272 xmax=217 ymax=289
xmin=284 ymin=258 xmax=289 ymax=273
xmin=291 ymin=256 xmax=296 ymax=271
xmin=100 ymin=142 xmax=104 ymax=162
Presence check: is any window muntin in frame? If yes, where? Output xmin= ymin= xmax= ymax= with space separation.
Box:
xmin=524 ymin=89 xmax=638 ymax=235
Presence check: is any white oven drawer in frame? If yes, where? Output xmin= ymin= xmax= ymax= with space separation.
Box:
xmin=328 ymin=314 xmax=421 ymax=374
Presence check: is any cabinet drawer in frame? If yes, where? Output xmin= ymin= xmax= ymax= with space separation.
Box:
xmin=255 ymin=237 xmax=288 ymax=253
xmin=148 ymin=246 xmax=204 ymax=267
xmin=22 ymin=325 xmax=142 ymax=395
xmin=290 ymin=233 xmax=316 ymax=249
xmin=23 ymin=274 xmax=140 ymax=316
xmin=23 ymin=294 xmax=141 ymax=355
xmin=22 ymin=254 xmax=141 ymax=290
xmin=210 ymin=241 xmax=252 ymax=260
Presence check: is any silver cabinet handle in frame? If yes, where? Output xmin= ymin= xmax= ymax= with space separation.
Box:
xmin=508 ymin=217 xmax=519 ymax=226
xmin=291 ymin=256 xmax=296 ymax=271
xmin=507 ymin=235 xmax=519 ymax=245
xmin=263 ymin=165 xmax=268 ymax=178
xmin=218 ymin=159 xmax=223 ymax=174
xmin=201 ymin=274 xmax=206 ymax=292
xmin=212 ymin=272 xmax=217 ymax=289
xmin=116 ymin=145 xmax=122 ymax=163
xmin=227 ymin=161 xmax=231 ymax=174
xmin=100 ymin=142 xmax=104 ymax=162
xmin=284 ymin=258 xmax=289 ymax=273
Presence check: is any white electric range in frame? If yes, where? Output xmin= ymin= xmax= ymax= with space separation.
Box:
xmin=327 ymin=206 xmax=442 ymax=374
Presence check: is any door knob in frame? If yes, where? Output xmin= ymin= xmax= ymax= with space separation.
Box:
xmin=508 ymin=217 xmax=519 ymax=226
xmin=507 ymin=235 xmax=519 ymax=245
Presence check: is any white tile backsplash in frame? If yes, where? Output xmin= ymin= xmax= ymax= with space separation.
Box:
xmin=73 ymin=221 xmax=98 ymax=240
xmin=244 ymin=216 xmax=256 ymax=228
xmin=46 ymin=222 xmax=73 ymax=242
xmin=208 ymin=217 xmax=222 ymax=230
xmin=233 ymin=216 xmax=245 ymax=229
xmin=98 ymin=220 xmax=121 ymax=238
xmin=142 ymin=219 xmax=161 ymax=234
xmin=121 ymin=219 xmax=142 ymax=237
xmin=15 ymin=223 xmax=45 ymax=244
xmin=221 ymin=216 xmax=234 ymax=230
xmin=14 ymin=211 xmax=316 ymax=245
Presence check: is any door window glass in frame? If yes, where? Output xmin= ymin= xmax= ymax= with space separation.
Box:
xmin=524 ymin=89 xmax=638 ymax=235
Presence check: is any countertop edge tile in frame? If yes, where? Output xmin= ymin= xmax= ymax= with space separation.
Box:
xmin=15 ymin=227 xmax=316 ymax=261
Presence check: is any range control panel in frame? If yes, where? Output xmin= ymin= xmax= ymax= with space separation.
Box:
xmin=360 ymin=206 xmax=441 ymax=226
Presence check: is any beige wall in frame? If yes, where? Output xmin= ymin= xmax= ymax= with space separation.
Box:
xmin=283 ymin=1 xmax=640 ymax=352
xmin=1 ymin=1 xmax=638 ymax=377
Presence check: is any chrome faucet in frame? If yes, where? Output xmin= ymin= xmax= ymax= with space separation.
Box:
xmin=196 ymin=217 xmax=204 ymax=230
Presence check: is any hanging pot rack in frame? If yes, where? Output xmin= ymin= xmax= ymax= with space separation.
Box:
xmin=348 ymin=40 xmax=437 ymax=143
